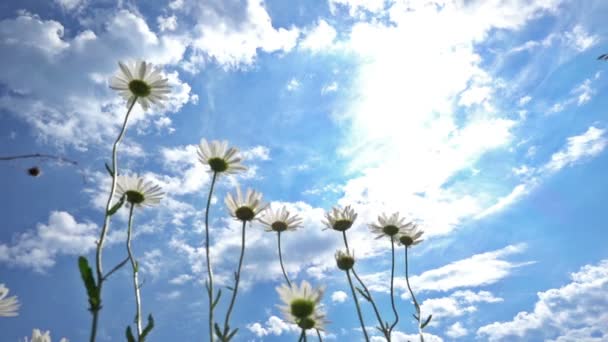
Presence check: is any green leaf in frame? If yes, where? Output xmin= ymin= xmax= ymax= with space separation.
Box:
xmin=226 ymin=286 xmax=234 ymax=291
xmin=78 ymin=256 xmax=100 ymax=311
xmin=126 ymin=326 xmax=136 ymax=342
xmin=105 ymin=162 xmax=114 ymax=177
xmin=214 ymin=323 xmax=224 ymax=340
xmin=226 ymin=328 xmax=238 ymax=341
xmin=355 ymin=286 xmax=370 ymax=301
xmin=134 ymin=260 xmax=139 ymax=273
xmin=412 ymin=313 xmax=419 ymax=321
xmin=212 ymin=289 xmax=222 ymax=309
xmin=421 ymin=314 xmax=433 ymax=329
xmin=107 ymin=195 xmax=125 ymax=216
xmin=140 ymin=314 xmax=155 ymax=341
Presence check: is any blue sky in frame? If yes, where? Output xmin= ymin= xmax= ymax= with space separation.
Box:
xmin=1 ymin=0 xmax=607 ymax=341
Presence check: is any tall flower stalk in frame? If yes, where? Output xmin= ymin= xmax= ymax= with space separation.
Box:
xmin=398 ymin=225 xmax=429 ymax=342
xmin=197 ymin=139 xmax=246 ymax=341
xmin=369 ymin=212 xmax=414 ymax=338
xmin=115 ymin=175 xmax=164 ymax=340
xmin=82 ymin=60 xmax=169 ymax=342
xmin=216 ymin=187 xmax=266 ymax=341
xmin=323 ymin=206 xmax=370 ymax=341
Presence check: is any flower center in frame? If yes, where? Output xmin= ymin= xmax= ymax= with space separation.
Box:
xmin=333 ymin=219 xmax=353 ymax=231
xmin=297 ymin=317 xmax=316 ymax=330
xmin=128 ymin=80 xmax=151 ymax=97
xmin=290 ymin=299 xmax=314 ymax=319
xmin=125 ymin=190 xmax=145 ymax=204
xmin=235 ymin=206 xmax=255 ymax=221
xmin=207 ymin=157 xmax=229 ymax=173
xmin=336 ymin=255 xmax=355 ymax=271
xmin=399 ymin=235 xmax=414 ymax=246
xmin=271 ymin=221 xmax=288 ymax=232
xmin=383 ymin=225 xmax=399 ymax=236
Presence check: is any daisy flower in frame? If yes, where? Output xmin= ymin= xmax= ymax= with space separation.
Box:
xmin=259 ymin=206 xmax=303 ymax=232
xmin=335 ymin=249 xmax=355 ymax=271
xmin=323 ymin=205 xmax=357 ymax=231
xmin=115 ymin=175 xmax=164 ymax=207
xmin=276 ymin=281 xmax=326 ymax=329
xmin=0 ymin=284 xmax=19 ymax=317
xmin=225 ymin=187 xmax=267 ymax=221
xmin=23 ymin=329 xmax=68 ymax=342
xmin=109 ymin=60 xmax=170 ymax=110
xmin=398 ymin=224 xmax=424 ymax=247
xmin=197 ymin=139 xmax=247 ymax=174
xmin=369 ymin=212 xmax=414 ymax=239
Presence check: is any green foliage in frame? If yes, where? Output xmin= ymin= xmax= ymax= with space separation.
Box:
xmin=78 ymin=256 xmax=100 ymax=312
xmin=421 ymin=314 xmax=433 ymax=329
xmin=107 ymin=195 xmax=125 ymax=216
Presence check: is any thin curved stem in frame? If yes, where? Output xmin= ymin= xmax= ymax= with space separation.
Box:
xmin=341 ymin=231 xmax=390 ymax=340
xmin=316 ymin=328 xmax=323 ymax=342
xmin=90 ymin=96 xmax=137 ymax=342
xmin=389 ymin=237 xmax=399 ymax=334
xmin=102 ymin=256 xmax=129 ymax=281
xmin=405 ymin=247 xmax=423 ymax=342
xmin=277 ymin=231 xmax=291 ymax=287
xmin=222 ymin=220 xmax=247 ymax=337
xmin=346 ymin=270 xmax=369 ymax=342
xmin=126 ymin=205 xmax=143 ymax=337
xmin=298 ymin=329 xmax=306 ymax=342
xmin=0 ymin=153 xmax=78 ymax=165
xmin=204 ymin=172 xmax=218 ymax=342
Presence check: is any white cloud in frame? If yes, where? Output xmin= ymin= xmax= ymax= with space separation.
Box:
xmin=331 ymin=290 xmax=348 ymax=303
xmin=477 ymin=184 xmax=529 ymax=218
xmin=0 ymin=10 xmax=192 ymax=150
xmin=299 ymin=19 xmax=337 ymax=52
xmin=407 ymin=244 xmax=531 ymax=293
xmin=544 ymin=126 xmax=607 ymax=173
xmin=371 ymin=331 xmax=444 ymax=342
xmin=564 ymin=25 xmax=598 ymax=52
xmin=329 ymin=0 xmax=386 ymax=17
xmin=477 ymin=259 xmax=608 ymax=341
xmin=286 ymin=78 xmax=301 ymax=91
xmin=139 ymin=249 xmax=164 ymax=279
xmin=420 ymin=290 xmax=503 ymax=323
xmin=0 ymin=211 xmax=97 ymax=272
xmin=187 ymin=0 xmax=300 ymax=69
xmin=158 ymin=15 xmax=178 ymax=32
xmin=54 ymin=0 xmax=84 ymax=11
xmin=247 ymin=315 xmax=299 ymax=337
xmin=518 ymin=96 xmax=532 ymax=106
xmin=321 ymin=82 xmax=339 ymax=94
xmin=169 ymin=274 xmax=193 ymax=285
xmin=446 ymin=322 xmax=468 ymax=339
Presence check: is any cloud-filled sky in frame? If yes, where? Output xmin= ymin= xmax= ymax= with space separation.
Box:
xmin=1 ymin=0 xmax=607 ymax=341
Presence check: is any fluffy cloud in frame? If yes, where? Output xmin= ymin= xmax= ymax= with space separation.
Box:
xmin=446 ymin=322 xmax=468 ymax=339
xmin=331 ymin=290 xmax=348 ymax=303
xmin=420 ymin=290 xmax=503 ymax=324
xmin=0 ymin=10 xmax=192 ymax=150
xmin=545 ymin=126 xmax=607 ymax=172
xmin=477 ymin=259 xmax=608 ymax=341
xmin=408 ymin=244 xmax=531 ymax=293
xmin=184 ymin=0 xmax=300 ymax=69
xmin=0 ymin=211 xmax=97 ymax=272
xmin=299 ymin=19 xmax=337 ymax=52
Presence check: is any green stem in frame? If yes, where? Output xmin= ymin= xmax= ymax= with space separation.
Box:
xmin=298 ymin=329 xmax=306 ymax=342
xmin=316 ymin=328 xmax=323 ymax=342
xmin=341 ymin=231 xmax=390 ymax=340
xmin=346 ymin=270 xmax=369 ymax=342
xmin=277 ymin=231 xmax=291 ymax=287
xmin=90 ymin=96 xmax=137 ymax=342
xmin=126 ymin=205 xmax=143 ymax=338
xmin=405 ymin=247 xmax=423 ymax=342
xmin=389 ymin=237 xmax=399 ymax=335
xmin=205 ymin=172 xmax=218 ymax=342
xmin=222 ymin=220 xmax=247 ymax=338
